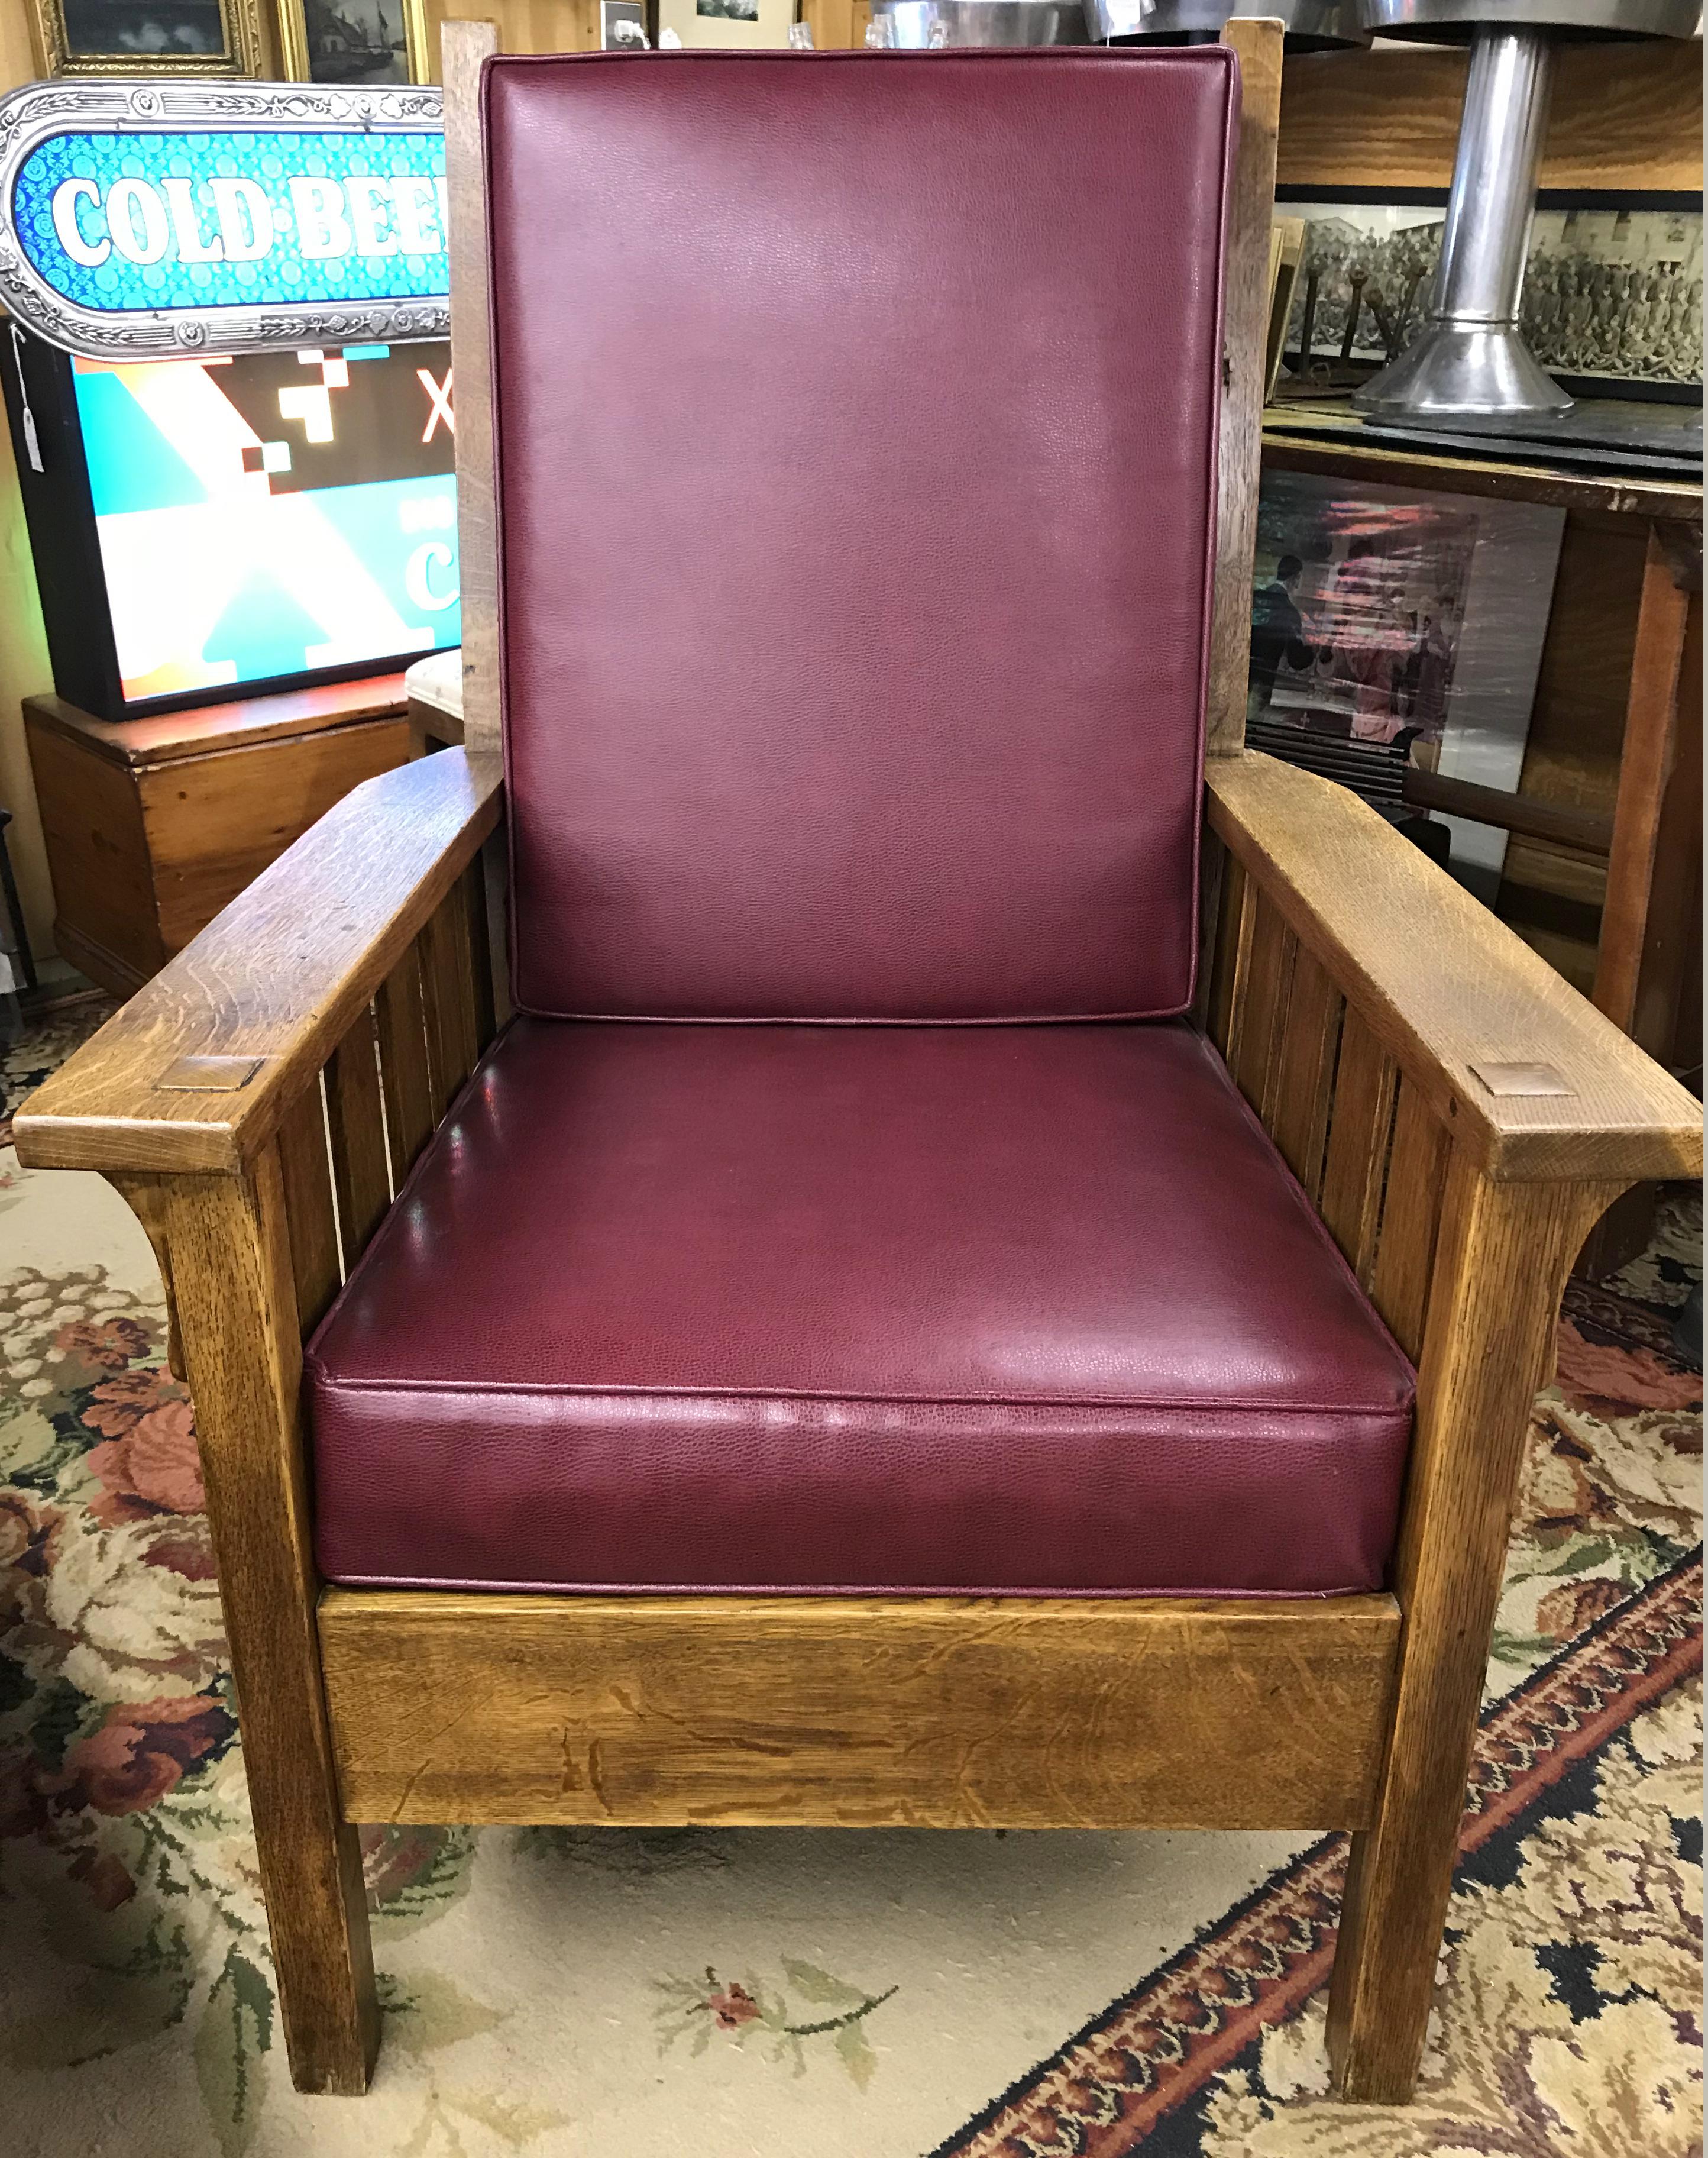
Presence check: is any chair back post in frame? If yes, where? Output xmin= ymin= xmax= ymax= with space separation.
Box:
xmin=1206 ymin=15 xmax=1283 ymax=760
xmin=445 ymin=17 xmax=503 ymax=758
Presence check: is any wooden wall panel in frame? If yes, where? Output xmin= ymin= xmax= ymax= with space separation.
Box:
xmin=1279 ymin=43 xmax=1701 ymax=195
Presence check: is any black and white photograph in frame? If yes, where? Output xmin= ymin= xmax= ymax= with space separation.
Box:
xmin=1282 ymin=202 xmax=1703 ymax=392
xmin=299 ymin=0 xmax=410 ymax=85
xmin=658 ymin=0 xmax=791 ymax=46
xmin=601 ymin=0 xmax=648 ymax=44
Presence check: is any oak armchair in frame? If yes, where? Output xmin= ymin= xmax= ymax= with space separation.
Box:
xmin=17 ymin=25 xmax=1700 ymax=2114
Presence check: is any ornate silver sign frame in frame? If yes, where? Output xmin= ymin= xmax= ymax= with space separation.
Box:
xmin=0 ymin=77 xmax=447 ymax=361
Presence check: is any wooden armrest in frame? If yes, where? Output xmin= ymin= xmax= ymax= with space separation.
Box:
xmin=1206 ymin=751 xmax=1701 ymax=1186
xmin=15 ymin=748 xmax=503 ymax=1178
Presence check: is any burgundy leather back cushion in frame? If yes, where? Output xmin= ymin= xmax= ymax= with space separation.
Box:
xmin=484 ymin=49 xmax=1236 ymax=1019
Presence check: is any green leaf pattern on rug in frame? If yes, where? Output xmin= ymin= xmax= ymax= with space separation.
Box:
xmin=655 ymin=1960 xmax=898 ymax=2082
xmin=0 ymin=1262 xmax=481 ymax=2152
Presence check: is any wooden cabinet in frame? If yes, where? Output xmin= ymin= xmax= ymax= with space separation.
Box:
xmin=26 ymin=675 xmax=414 ymax=996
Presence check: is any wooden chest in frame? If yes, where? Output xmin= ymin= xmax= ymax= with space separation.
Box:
xmin=26 ymin=676 xmax=413 ymax=996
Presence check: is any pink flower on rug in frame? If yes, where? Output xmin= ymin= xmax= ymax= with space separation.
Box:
xmin=88 ymin=1399 xmax=204 ymax=1526
xmin=53 ymin=1316 xmax=153 ymax=1373
xmin=53 ymin=1694 xmax=231 ymax=1817
xmin=83 ymin=1366 xmax=183 ymax=1440
xmin=1554 ymin=1321 xmax=1702 ymax=1413
xmin=708 ymin=1982 xmax=761 ymax=2030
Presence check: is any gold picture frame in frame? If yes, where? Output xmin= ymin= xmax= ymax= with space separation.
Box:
xmin=31 ymin=0 xmax=264 ymax=76
xmin=276 ymin=0 xmax=429 ymax=85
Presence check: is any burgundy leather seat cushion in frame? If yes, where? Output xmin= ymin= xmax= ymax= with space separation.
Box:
xmin=484 ymin=50 xmax=1236 ymax=1022
xmin=308 ymin=1020 xmax=1413 ymax=1597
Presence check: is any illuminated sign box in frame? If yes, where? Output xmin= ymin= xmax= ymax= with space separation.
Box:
xmin=0 ymin=79 xmax=447 ymax=360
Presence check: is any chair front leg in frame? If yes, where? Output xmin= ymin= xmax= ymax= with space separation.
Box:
xmin=140 ymin=1148 xmax=378 ymax=2095
xmin=1327 ymin=1156 xmax=1625 ymax=2102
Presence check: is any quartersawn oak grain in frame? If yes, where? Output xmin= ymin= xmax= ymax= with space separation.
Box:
xmin=1207 ymin=754 xmax=1703 ymax=1185
xmin=319 ymin=1591 xmax=1402 ymax=1833
xmin=444 ymin=17 xmax=502 ymax=757
xmin=157 ymin=1159 xmax=379 ymax=2092
xmin=12 ymin=750 xmax=502 ymax=1179
xmin=1327 ymin=1165 xmax=1626 ymax=2101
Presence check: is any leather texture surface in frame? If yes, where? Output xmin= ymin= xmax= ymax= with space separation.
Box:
xmin=484 ymin=50 xmax=1236 ymax=1020
xmin=309 ymin=1020 xmax=1415 ymax=1597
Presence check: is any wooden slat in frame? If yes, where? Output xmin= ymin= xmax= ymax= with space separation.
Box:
xmin=1206 ymin=754 xmax=1703 ymax=1186
xmin=1205 ymin=848 xmax=1250 ymax=1060
xmin=14 ymin=750 xmax=503 ymax=1178
xmin=464 ymin=854 xmax=497 ymax=1053
xmin=1328 ymin=1166 xmax=1625 ymax=2101
xmin=1231 ymin=897 xmax=1297 ymax=1125
xmin=1367 ymin=1083 xmax=1450 ymax=1364
xmin=374 ymin=948 xmax=436 ymax=1190
xmin=276 ymin=1082 xmax=342 ymax=1338
xmin=320 ymin=1590 xmax=1401 ymax=1833
xmin=1206 ymin=17 xmax=1283 ymax=757
xmin=1319 ymin=1007 xmax=1399 ymax=1285
xmin=325 ymin=1006 xmax=392 ymax=1269
xmin=419 ymin=881 xmax=480 ymax=1117
xmin=1270 ymin=946 xmax=1343 ymax=1199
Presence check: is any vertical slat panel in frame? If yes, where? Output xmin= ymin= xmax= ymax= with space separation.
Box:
xmin=1206 ymin=852 xmax=1250 ymax=1060
xmin=1232 ymin=897 xmax=1297 ymax=1126
xmin=1369 ymin=1083 xmax=1451 ymax=1364
xmin=375 ymin=948 xmax=436 ymax=1188
xmin=277 ymin=1081 xmax=341 ymax=1336
xmin=464 ymin=854 xmax=497 ymax=1052
xmin=1270 ymin=947 xmax=1343 ymax=1198
xmin=420 ymin=881 xmax=480 ymax=1116
xmin=1319 ymin=1008 xmax=1399 ymax=1285
xmin=325 ymin=1007 xmax=392 ymax=1268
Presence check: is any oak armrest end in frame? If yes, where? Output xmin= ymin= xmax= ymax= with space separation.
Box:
xmin=15 ymin=750 xmax=503 ymax=1178
xmin=1207 ymin=752 xmax=1701 ymax=1186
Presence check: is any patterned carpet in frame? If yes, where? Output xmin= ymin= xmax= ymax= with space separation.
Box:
xmin=0 ymin=998 xmax=1699 ymax=2157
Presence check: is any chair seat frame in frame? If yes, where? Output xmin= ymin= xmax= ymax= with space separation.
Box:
xmin=17 ymin=18 xmax=1700 ymax=2108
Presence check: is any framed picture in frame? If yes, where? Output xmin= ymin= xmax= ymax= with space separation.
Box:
xmin=276 ymin=0 xmax=427 ymax=85
xmin=1280 ymin=200 xmax=1702 ymax=395
xmin=601 ymin=0 xmax=648 ymax=44
xmin=1249 ymin=471 xmax=1565 ymax=901
xmin=656 ymin=0 xmax=793 ymax=47
xmin=30 ymin=0 xmax=263 ymax=75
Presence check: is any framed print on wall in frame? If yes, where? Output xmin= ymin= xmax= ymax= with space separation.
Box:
xmin=276 ymin=0 xmax=428 ymax=85
xmin=657 ymin=0 xmax=794 ymax=47
xmin=30 ymin=0 xmax=263 ymax=75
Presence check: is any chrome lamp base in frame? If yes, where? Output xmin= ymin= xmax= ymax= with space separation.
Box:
xmin=1354 ymin=322 xmax=1573 ymax=431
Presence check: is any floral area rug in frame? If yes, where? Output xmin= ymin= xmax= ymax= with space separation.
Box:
xmin=0 ymin=996 xmax=1699 ymax=2158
